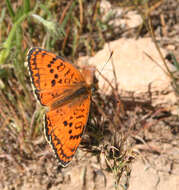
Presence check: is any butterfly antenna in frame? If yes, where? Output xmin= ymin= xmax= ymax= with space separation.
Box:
xmin=100 ymin=51 xmax=113 ymax=73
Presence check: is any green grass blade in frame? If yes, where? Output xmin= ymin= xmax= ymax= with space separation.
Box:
xmin=5 ymin=0 xmax=15 ymax=18
xmin=0 ymin=12 xmax=30 ymax=64
xmin=24 ymin=0 xmax=30 ymax=13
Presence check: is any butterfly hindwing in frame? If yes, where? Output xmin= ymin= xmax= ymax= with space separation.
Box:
xmin=45 ymin=94 xmax=91 ymax=166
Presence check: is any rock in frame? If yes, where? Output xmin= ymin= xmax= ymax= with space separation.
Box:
xmin=128 ymin=159 xmax=179 ymax=190
xmin=100 ymin=0 xmax=142 ymax=29
xmin=78 ymin=38 xmax=177 ymax=106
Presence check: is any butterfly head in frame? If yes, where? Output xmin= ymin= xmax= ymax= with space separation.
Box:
xmin=81 ymin=66 xmax=96 ymax=87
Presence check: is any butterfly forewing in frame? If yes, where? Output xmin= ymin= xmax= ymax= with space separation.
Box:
xmin=27 ymin=47 xmax=85 ymax=106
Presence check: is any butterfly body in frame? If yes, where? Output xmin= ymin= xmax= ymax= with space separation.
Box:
xmin=27 ymin=47 xmax=93 ymax=167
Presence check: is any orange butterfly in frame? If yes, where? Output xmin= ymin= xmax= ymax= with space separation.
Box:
xmin=27 ymin=47 xmax=94 ymax=167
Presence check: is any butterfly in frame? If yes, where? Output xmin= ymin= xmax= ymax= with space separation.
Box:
xmin=27 ymin=47 xmax=94 ymax=167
